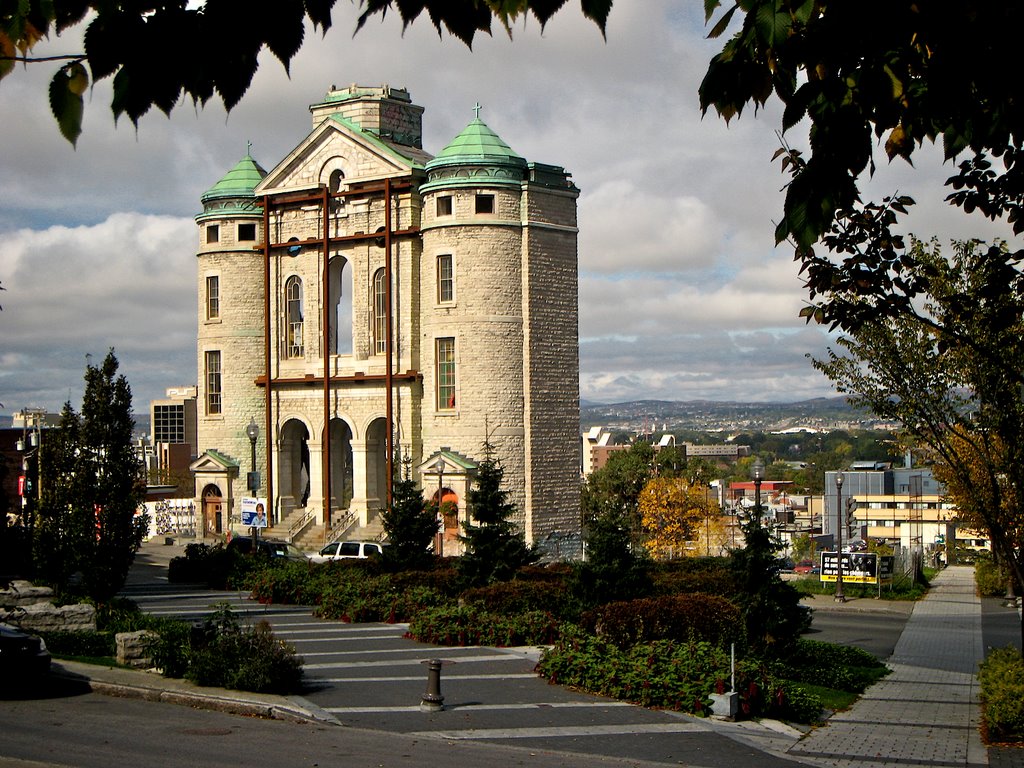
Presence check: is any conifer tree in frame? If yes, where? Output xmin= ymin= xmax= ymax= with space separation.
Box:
xmin=78 ymin=350 xmax=147 ymax=601
xmin=458 ymin=440 xmax=537 ymax=586
xmin=380 ymin=454 xmax=438 ymax=571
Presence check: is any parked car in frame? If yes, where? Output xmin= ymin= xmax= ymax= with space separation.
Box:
xmin=0 ymin=622 xmax=51 ymax=680
xmin=793 ymin=559 xmax=820 ymax=575
xmin=311 ymin=541 xmax=385 ymax=563
xmin=226 ymin=536 xmax=308 ymax=561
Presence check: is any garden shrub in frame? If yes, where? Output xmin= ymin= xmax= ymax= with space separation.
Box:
xmin=980 ymin=646 xmax=1024 ymax=742
xmin=537 ymin=626 xmax=800 ymax=719
xmin=461 ymin=579 xmax=573 ymax=619
xmin=39 ymin=630 xmax=115 ymax=658
xmin=408 ymin=605 xmax=559 ymax=647
xmin=315 ymin=573 xmax=444 ymax=623
xmin=976 ymin=555 xmax=1010 ymax=597
xmin=580 ymin=593 xmax=743 ymax=649
xmin=168 ymin=543 xmax=241 ymax=589
xmin=651 ymin=557 xmax=738 ymax=597
xmin=186 ymin=604 xmax=303 ymax=694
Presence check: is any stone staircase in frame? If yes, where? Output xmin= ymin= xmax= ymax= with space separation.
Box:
xmin=288 ymin=510 xmax=386 ymax=554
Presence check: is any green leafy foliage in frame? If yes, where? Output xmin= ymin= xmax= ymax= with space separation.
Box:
xmin=407 ymin=605 xmax=559 ymax=647
xmin=778 ymin=639 xmax=889 ymax=694
xmin=976 ymin=554 xmax=1011 ymax=598
xmin=185 ymin=604 xmax=303 ymax=694
xmin=980 ymin=646 xmax=1024 ymax=742
xmin=3 ymin=1 xmax=608 ymax=142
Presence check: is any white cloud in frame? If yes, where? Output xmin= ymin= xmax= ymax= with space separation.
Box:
xmin=0 ymin=1 xmax=1009 ymax=413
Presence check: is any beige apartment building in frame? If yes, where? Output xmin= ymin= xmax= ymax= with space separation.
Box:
xmin=189 ymin=85 xmax=581 ymax=551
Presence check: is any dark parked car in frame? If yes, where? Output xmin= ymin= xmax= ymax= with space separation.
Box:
xmin=0 ymin=622 xmax=51 ymax=681
xmin=226 ymin=536 xmax=308 ymax=561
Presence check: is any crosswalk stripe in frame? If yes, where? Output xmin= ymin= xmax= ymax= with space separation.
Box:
xmin=304 ymin=653 xmax=523 ymax=670
xmin=328 ymin=702 xmax=638 ymax=715
xmin=409 ymin=722 xmax=709 ymax=739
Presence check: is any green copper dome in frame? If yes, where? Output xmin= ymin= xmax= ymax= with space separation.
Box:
xmin=426 ymin=117 xmax=527 ymax=172
xmin=421 ymin=112 xmax=527 ymax=193
xmin=201 ymin=154 xmax=267 ymax=203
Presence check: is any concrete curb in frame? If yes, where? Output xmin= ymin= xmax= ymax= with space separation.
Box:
xmin=50 ymin=660 xmax=335 ymax=726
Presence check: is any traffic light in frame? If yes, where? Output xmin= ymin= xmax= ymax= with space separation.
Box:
xmin=846 ymin=497 xmax=858 ymax=540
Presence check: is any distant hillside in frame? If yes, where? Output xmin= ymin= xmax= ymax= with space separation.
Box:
xmin=581 ymin=397 xmax=884 ymax=434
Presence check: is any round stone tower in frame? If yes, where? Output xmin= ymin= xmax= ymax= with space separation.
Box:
xmin=192 ymin=153 xmax=268 ymax=534
xmin=420 ymin=110 xmax=581 ymax=543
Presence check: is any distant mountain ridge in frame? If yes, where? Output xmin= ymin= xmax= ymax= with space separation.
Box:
xmin=581 ymin=396 xmax=881 ymax=433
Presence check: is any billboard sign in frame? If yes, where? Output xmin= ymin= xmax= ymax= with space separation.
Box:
xmin=820 ymin=552 xmax=894 ymax=584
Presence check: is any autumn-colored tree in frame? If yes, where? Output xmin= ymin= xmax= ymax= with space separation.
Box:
xmin=638 ymin=477 xmax=726 ymax=559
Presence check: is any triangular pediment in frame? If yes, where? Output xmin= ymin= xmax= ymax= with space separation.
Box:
xmin=190 ymin=449 xmax=240 ymax=474
xmin=255 ymin=117 xmax=430 ymax=196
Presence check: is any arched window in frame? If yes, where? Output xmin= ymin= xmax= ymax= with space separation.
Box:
xmin=373 ymin=268 xmax=387 ymax=355
xmin=285 ymin=276 xmax=304 ymax=358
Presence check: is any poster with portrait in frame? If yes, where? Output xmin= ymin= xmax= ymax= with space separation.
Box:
xmin=241 ymin=497 xmax=268 ymax=528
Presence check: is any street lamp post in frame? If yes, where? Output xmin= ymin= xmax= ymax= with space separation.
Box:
xmin=433 ymin=456 xmax=446 ymax=557
xmin=835 ymin=471 xmax=846 ymax=603
xmin=752 ymin=459 xmax=764 ymax=529
xmin=246 ymin=417 xmax=259 ymax=543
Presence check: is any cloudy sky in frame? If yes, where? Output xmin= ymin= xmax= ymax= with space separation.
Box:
xmin=0 ymin=2 xmax=1001 ymax=416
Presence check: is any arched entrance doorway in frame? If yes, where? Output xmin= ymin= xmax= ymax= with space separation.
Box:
xmin=279 ymin=419 xmax=310 ymax=517
xmin=202 ymin=484 xmax=223 ymax=536
xmin=326 ymin=417 xmax=353 ymax=512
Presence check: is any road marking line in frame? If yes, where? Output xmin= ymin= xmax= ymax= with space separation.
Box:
xmin=409 ymin=722 xmax=709 ymax=739
xmin=327 ymin=702 xmax=637 ymax=714
xmin=315 ymin=673 xmax=539 ymax=682
xmin=304 ymin=654 xmax=524 ymax=670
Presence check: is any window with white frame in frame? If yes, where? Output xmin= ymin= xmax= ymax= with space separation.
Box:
xmin=437 ymin=254 xmax=454 ymax=303
xmin=373 ymin=268 xmax=387 ymax=355
xmin=285 ymin=276 xmax=304 ymax=358
xmin=205 ymin=275 xmax=220 ymax=320
xmin=436 ymin=337 xmax=455 ymax=410
xmin=205 ymin=351 xmax=222 ymax=415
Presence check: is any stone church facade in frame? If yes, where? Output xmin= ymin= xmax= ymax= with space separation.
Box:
xmin=190 ymin=84 xmax=580 ymax=553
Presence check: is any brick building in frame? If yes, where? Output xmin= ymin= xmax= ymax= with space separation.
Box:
xmin=190 ymin=85 xmax=581 ymax=551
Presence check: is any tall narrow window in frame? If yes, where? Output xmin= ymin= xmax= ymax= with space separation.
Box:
xmin=437 ymin=254 xmax=454 ymax=303
xmin=285 ymin=276 xmax=304 ymax=358
xmin=206 ymin=224 xmax=220 ymax=244
xmin=205 ymin=351 xmax=222 ymax=415
xmin=205 ymin=275 xmax=220 ymax=320
xmin=436 ymin=338 xmax=455 ymax=410
xmin=373 ymin=269 xmax=387 ymax=355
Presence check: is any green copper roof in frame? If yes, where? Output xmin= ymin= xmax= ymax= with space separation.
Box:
xmin=202 ymin=154 xmax=267 ymax=203
xmin=425 ymin=117 xmax=527 ymax=173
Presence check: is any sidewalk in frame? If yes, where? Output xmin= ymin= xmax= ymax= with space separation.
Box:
xmin=790 ymin=565 xmax=987 ymax=768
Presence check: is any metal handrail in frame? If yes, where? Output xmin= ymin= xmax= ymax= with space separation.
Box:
xmin=287 ymin=508 xmax=316 ymax=541
xmin=325 ymin=509 xmax=357 ymax=544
